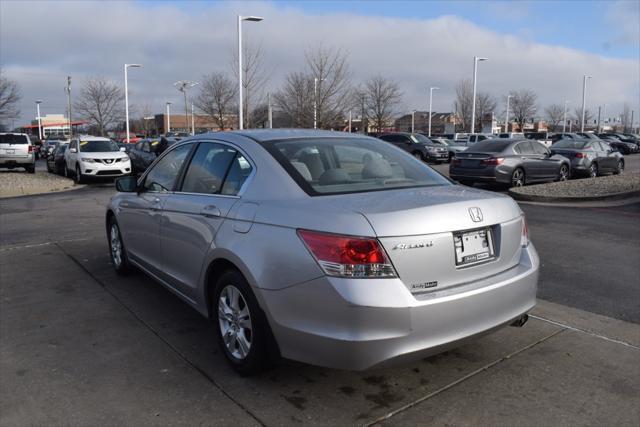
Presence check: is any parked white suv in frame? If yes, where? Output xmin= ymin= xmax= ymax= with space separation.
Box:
xmin=0 ymin=133 xmax=36 ymax=173
xmin=64 ymin=136 xmax=131 ymax=183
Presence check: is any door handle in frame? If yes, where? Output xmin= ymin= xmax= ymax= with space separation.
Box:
xmin=150 ymin=197 xmax=161 ymax=211
xmin=200 ymin=205 xmax=221 ymax=218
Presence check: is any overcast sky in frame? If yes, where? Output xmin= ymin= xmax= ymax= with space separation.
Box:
xmin=1 ymin=0 xmax=638 ymax=127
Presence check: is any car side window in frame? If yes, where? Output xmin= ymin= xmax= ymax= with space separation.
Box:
xmin=514 ymin=141 xmax=534 ymax=154
xmin=181 ymin=142 xmax=237 ymax=195
xmin=531 ymin=142 xmax=548 ymax=155
xmin=221 ymin=153 xmax=253 ymax=195
xmin=135 ymin=141 xmax=144 ymax=151
xmin=143 ymin=144 xmax=192 ymax=193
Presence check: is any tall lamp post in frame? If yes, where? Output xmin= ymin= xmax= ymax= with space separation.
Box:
xmin=237 ymin=15 xmax=263 ymax=130
xmin=166 ymin=102 xmax=172 ymax=135
xmin=470 ymin=56 xmax=488 ymax=134
xmin=411 ymin=110 xmax=416 ymax=133
xmin=428 ymin=86 xmax=439 ymax=136
xmin=174 ymin=80 xmax=198 ymax=133
xmin=314 ymin=77 xmax=325 ymax=129
xmin=563 ymin=100 xmax=571 ymax=132
xmin=124 ymin=64 xmax=142 ymax=143
xmin=35 ymin=100 xmax=43 ymax=140
xmin=505 ymin=94 xmax=512 ymax=133
xmin=580 ymin=75 xmax=592 ymax=132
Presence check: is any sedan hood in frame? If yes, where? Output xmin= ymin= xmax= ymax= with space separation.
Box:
xmin=80 ymin=152 xmax=128 ymax=160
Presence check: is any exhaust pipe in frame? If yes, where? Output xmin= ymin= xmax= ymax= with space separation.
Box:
xmin=510 ymin=314 xmax=529 ymax=328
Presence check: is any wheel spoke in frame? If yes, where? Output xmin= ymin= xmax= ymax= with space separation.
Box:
xmin=236 ymin=330 xmax=250 ymax=358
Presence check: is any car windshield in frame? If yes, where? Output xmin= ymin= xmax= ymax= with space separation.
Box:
xmin=0 ymin=134 xmax=28 ymax=144
xmin=265 ymin=137 xmax=451 ymax=196
xmin=552 ymin=140 xmax=591 ymax=149
xmin=468 ymin=140 xmax=513 ymax=153
xmin=79 ymin=140 xmax=120 ymax=152
xmin=410 ymin=134 xmax=432 ymax=144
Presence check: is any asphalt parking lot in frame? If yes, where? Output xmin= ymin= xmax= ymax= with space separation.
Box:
xmin=1 ymin=164 xmax=639 ymax=426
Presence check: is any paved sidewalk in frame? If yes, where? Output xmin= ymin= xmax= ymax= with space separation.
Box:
xmin=1 ymin=237 xmax=638 ymax=426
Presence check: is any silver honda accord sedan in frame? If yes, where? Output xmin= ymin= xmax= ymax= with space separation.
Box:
xmin=106 ymin=129 xmax=538 ymax=374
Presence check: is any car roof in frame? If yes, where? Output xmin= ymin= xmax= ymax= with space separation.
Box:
xmin=76 ymin=135 xmax=111 ymax=141
xmin=203 ymin=129 xmax=370 ymax=143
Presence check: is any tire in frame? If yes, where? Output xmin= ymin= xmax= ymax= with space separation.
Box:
xmin=75 ymin=164 xmax=84 ymax=184
xmin=213 ymin=270 xmax=277 ymax=375
xmin=64 ymin=164 xmax=70 ymax=178
xmin=25 ymin=164 xmax=35 ymax=174
xmin=588 ymin=162 xmax=598 ymax=178
xmin=511 ymin=168 xmax=525 ymax=187
xmin=557 ymin=164 xmax=570 ymax=182
xmin=614 ymin=160 xmax=624 ymax=175
xmin=412 ymin=152 xmax=423 ymax=161
xmin=46 ymin=161 xmax=53 ymax=173
xmin=107 ymin=217 xmax=132 ymax=275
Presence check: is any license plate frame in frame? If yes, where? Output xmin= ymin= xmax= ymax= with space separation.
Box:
xmin=5 ymin=149 xmax=15 ymax=154
xmin=453 ymin=227 xmax=495 ymax=267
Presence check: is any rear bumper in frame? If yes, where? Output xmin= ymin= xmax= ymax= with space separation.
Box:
xmin=260 ymin=244 xmax=539 ymax=370
xmin=0 ymin=156 xmax=34 ymax=167
xmin=449 ymin=165 xmax=512 ymax=184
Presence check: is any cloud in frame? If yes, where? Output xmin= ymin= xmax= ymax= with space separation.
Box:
xmin=1 ymin=0 xmax=638 ymax=126
xmin=606 ymin=0 xmax=640 ymax=45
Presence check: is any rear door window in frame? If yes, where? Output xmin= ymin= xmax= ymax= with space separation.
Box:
xmin=180 ymin=142 xmax=237 ymax=195
xmin=0 ymin=134 xmax=28 ymax=144
xmin=530 ymin=141 xmax=548 ymax=155
xmin=514 ymin=141 xmax=534 ymax=154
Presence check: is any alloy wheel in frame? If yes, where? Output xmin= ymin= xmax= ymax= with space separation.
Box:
xmin=110 ymin=224 xmax=122 ymax=268
xmin=617 ymin=161 xmax=624 ymax=174
xmin=559 ymin=165 xmax=569 ymax=181
xmin=589 ymin=163 xmax=598 ymax=178
xmin=218 ymin=285 xmax=252 ymax=361
xmin=511 ymin=169 xmax=525 ymax=187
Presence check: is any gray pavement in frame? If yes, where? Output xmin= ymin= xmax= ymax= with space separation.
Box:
xmin=1 ymin=173 xmax=640 ymax=425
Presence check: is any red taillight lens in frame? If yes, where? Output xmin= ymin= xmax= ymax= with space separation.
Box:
xmin=28 ymin=145 xmax=33 ymax=153
xmin=575 ymin=152 xmax=586 ymax=158
xmin=451 ymin=157 xmax=461 ymax=165
xmin=480 ymin=157 xmax=504 ymax=165
xmin=521 ymin=215 xmax=529 ymax=247
xmin=297 ymin=229 xmax=396 ymax=278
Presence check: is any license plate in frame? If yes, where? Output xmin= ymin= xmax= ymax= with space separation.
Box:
xmin=453 ymin=228 xmax=495 ymax=266
xmin=5 ymin=149 xmax=14 ymax=154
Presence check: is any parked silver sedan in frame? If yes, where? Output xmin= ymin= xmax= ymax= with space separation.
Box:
xmin=106 ymin=130 xmax=538 ymax=374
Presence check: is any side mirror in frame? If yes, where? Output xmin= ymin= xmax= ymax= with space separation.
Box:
xmin=70 ymin=147 xmax=77 ymax=153
xmin=115 ymin=176 xmax=139 ymax=193
xmin=120 ymin=147 xmax=127 ymax=152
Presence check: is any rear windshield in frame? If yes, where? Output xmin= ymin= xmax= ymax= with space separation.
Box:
xmin=552 ymin=140 xmax=591 ymax=149
xmin=0 ymin=134 xmax=28 ymax=144
xmin=468 ymin=140 xmax=513 ymax=153
xmin=79 ymin=140 xmax=120 ymax=152
xmin=264 ymin=137 xmax=451 ymax=196
xmin=410 ymin=134 xmax=432 ymax=144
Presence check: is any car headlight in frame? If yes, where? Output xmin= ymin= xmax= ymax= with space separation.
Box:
xmin=82 ymin=158 xmax=95 ymax=163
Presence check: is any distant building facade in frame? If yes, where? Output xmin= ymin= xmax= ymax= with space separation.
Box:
xmin=394 ymin=112 xmax=458 ymax=134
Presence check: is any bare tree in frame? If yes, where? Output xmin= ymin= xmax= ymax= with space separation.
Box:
xmin=453 ymin=79 xmax=473 ymax=132
xmin=305 ymin=45 xmax=352 ymax=129
xmin=274 ymin=72 xmax=314 ymax=127
xmin=621 ymin=103 xmax=632 ymax=132
xmin=231 ymin=39 xmax=269 ymax=129
xmin=572 ymin=107 xmax=594 ymax=130
xmin=509 ymin=89 xmax=538 ymax=131
xmin=74 ymin=77 xmax=124 ymax=136
xmin=0 ymin=69 xmax=21 ymax=122
xmin=362 ymin=76 xmax=403 ymax=134
xmin=474 ymin=93 xmax=497 ymax=132
xmin=275 ymin=45 xmax=352 ymax=129
xmin=195 ymin=72 xmax=237 ymax=130
xmin=544 ymin=104 xmax=564 ymax=132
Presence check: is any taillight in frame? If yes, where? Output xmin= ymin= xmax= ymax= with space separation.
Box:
xmin=297 ymin=229 xmax=397 ymax=278
xmin=521 ymin=215 xmax=529 ymax=247
xmin=28 ymin=145 xmax=33 ymax=153
xmin=451 ymin=157 xmax=461 ymax=165
xmin=480 ymin=157 xmax=504 ymax=165
xmin=575 ymin=152 xmax=586 ymax=158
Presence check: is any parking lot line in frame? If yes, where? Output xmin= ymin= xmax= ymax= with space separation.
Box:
xmin=365 ymin=328 xmax=566 ymax=426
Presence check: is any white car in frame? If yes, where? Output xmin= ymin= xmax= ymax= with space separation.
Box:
xmin=0 ymin=133 xmax=36 ymax=173
xmin=64 ymin=136 xmax=131 ymax=183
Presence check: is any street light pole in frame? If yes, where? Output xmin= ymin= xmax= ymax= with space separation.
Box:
xmin=505 ymin=94 xmax=512 ymax=133
xmin=174 ymin=80 xmax=198 ymax=133
xmin=580 ymin=75 xmax=592 ymax=132
xmin=124 ymin=64 xmax=142 ymax=143
xmin=66 ymin=76 xmax=72 ymax=137
xmin=313 ymin=77 xmax=325 ymax=129
xmin=166 ymin=102 xmax=171 ymax=134
xmin=563 ymin=100 xmax=570 ymax=133
xmin=237 ymin=15 xmax=263 ymax=130
xmin=471 ymin=56 xmax=488 ymax=134
xmin=191 ymin=103 xmax=195 ymax=135
xmin=428 ymin=87 xmax=439 ymax=137
xmin=35 ymin=100 xmax=43 ymax=140
xmin=348 ymin=110 xmax=352 ymax=133
xmin=267 ymin=92 xmax=273 ymax=129
xmin=411 ymin=110 xmax=416 ymax=133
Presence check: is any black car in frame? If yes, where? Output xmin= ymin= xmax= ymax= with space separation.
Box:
xmin=46 ymin=143 xmax=68 ymax=175
xmin=597 ymin=134 xmax=638 ymax=154
xmin=449 ymin=139 xmax=570 ymax=187
xmin=127 ymin=138 xmax=176 ymax=174
xmin=550 ymin=139 xmax=624 ymax=177
xmin=378 ymin=133 xmax=449 ymax=163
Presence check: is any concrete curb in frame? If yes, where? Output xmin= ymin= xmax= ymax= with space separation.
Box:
xmin=508 ymin=188 xmax=640 ymax=203
xmin=0 ymin=184 xmax=86 ymax=200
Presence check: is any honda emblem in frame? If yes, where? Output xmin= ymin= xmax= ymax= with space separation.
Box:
xmin=469 ymin=207 xmax=483 ymax=222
